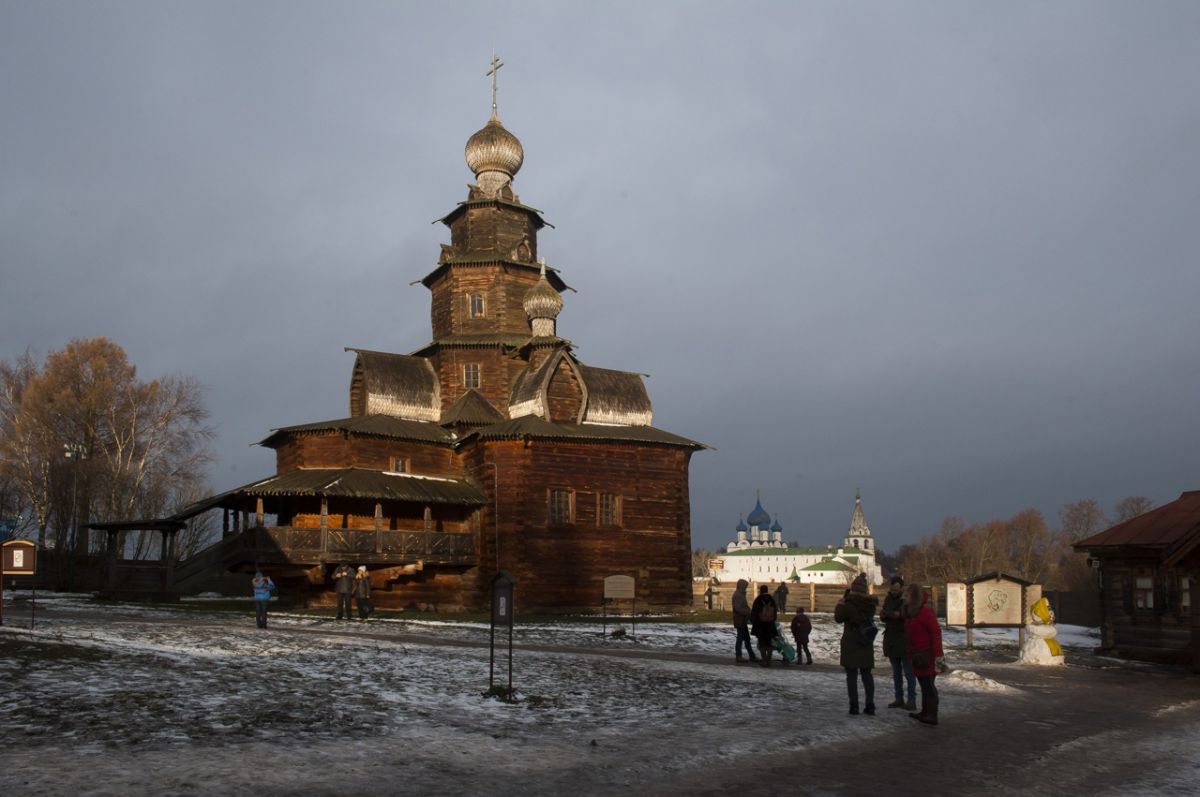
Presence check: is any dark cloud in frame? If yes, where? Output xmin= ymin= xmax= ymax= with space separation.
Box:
xmin=3 ymin=2 xmax=1198 ymax=553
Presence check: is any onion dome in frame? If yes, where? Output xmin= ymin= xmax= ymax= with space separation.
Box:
xmin=771 ymin=515 xmax=782 ymax=533
xmin=747 ymin=494 xmax=770 ymax=529
xmin=465 ymin=112 xmax=524 ymax=195
xmin=735 ymin=516 xmax=747 ymax=533
xmin=524 ymin=259 xmax=563 ymax=336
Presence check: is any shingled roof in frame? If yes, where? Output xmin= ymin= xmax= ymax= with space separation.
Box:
xmin=1074 ymin=491 xmax=1200 ymax=551
xmin=440 ymin=389 xmax=506 ymax=427
xmin=464 ymin=415 xmax=706 ymax=449
xmin=257 ymin=415 xmax=455 ymax=448
xmin=347 ymin=348 xmax=440 ymax=421
xmin=235 ymin=468 xmax=485 ymax=505
xmin=578 ymin=364 xmax=653 ymax=426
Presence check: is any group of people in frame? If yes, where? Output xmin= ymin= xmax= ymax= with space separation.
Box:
xmin=250 ymin=563 xmax=375 ymax=628
xmin=731 ymin=573 xmax=945 ymax=726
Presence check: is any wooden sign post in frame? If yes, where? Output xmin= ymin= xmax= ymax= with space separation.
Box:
xmin=1 ymin=540 xmax=37 ymax=628
xmin=603 ymin=574 xmax=637 ymax=638
xmin=489 ymin=571 xmax=516 ymax=698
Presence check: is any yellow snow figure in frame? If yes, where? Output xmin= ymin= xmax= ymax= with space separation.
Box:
xmin=1045 ymin=637 xmax=1063 ymax=657
xmin=1031 ymin=596 xmax=1053 ymax=624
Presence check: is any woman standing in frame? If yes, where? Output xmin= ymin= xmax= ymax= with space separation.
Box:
xmin=903 ymin=583 xmax=945 ymax=725
xmin=353 ymin=565 xmax=373 ymax=621
xmin=835 ymin=573 xmax=879 ymax=714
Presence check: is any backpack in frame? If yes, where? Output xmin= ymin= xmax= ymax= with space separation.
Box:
xmin=855 ymin=619 xmax=878 ymax=645
xmin=760 ymin=602 xmax=776 ymax=623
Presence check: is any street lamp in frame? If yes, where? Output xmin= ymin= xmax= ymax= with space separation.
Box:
xmin=63 ymin=442 xmax=85 ymax=560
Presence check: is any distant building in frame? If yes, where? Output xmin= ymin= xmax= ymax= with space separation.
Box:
xmin=711 ymin=491 xmax=883 ymax=586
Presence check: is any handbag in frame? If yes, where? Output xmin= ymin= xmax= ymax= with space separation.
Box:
xmin=855 ymin=620 xmax=878 ymax=645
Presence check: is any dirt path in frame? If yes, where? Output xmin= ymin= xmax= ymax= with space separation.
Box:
xmin=653 ymin=657 xmax=1200 ymax=796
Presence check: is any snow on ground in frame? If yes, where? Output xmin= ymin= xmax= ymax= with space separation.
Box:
xmin=0 ymin=594 xmax=1098 ymax=795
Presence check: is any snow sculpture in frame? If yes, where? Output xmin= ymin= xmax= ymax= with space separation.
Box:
xmin=1019 ymin=596 xmax=1065 ymax=666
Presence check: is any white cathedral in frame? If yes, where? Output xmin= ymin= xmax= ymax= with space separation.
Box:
xmin=709 ymin=491 xmax=884 ymax=586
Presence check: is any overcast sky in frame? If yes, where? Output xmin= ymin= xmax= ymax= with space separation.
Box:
xmin=3 ymin=1 xmax=1198 ymax=554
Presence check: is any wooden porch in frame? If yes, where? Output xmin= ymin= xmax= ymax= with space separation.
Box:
xmin=223 ymin=525 xmax=478 ymax=570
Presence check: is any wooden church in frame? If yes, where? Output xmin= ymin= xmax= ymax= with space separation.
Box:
xmin=175 ymin=70 xmax=705 ymax=611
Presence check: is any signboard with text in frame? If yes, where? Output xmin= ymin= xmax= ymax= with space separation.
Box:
xmin=2 ymin=540 xmax=36 ymax=575
xmin=604 ymin=574 xmax=636 ymax=600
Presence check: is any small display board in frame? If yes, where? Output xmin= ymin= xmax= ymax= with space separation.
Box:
xmin=946 ymin=582 xmax=968 ymax=626
xmin=2 ymin=539 xmax=36 ymax=575
xmin=604 ymin=574 xmax=635 ymax=599
xmin=1 ymin=539 xmax=37 ymax=628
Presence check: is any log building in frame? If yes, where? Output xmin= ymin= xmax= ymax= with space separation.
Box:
xmin=166 ymin=83 xmax=705 ymax=611
xmin=1073 ymin=490 xmax=1200 ymax=669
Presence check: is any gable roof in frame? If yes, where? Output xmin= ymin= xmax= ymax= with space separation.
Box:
xmin=347 ymin=348 xmax=440 ymax=422
xmin=440 ymin=389 xmax=506 ymax=427
xmin=1074 ymin=491 xmax=1200 ymax=551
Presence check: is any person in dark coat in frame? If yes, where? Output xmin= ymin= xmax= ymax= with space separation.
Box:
xmin=790 ymin=605 xmax=813 ymax=664
xmin=880 ymin=575 xmax=917 ymax=710
xmin=903 ymin=583 xmax=945 ymax=725
xmin=353 ymin=565 xmax=373 ymax=620
xmin=834 ymin=573 xmax=879 ymax=714
xmin=773 ymin=582 xmax=789 ymax=615
xmin=750 ymin=584 xmax=779 ymax=666
xmin=731 ymin=579 xmax=758 ymax=663
xmin=332 ymin=563 xmax=354 ymax=620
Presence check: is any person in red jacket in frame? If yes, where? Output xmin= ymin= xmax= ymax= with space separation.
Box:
xmin=903 ymin=583 xmax=945 ymax=725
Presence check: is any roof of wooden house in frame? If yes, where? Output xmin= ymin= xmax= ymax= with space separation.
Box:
xmin=465 ymin=415 xmax=707 ymax=449
xmin=346 ymin=348 xmax=440 ymax=421
xmin=440 ymin=389 xmax=506 ymax=427
xmin=1074 ymin=491 xmax=1200 ymax=551
xmin=578 ymin=363 xmax=653 ymax=426
xmin=257 ymin=415 xmax=455 ymax=448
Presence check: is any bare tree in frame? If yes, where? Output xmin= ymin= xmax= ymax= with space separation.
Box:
xmin=1114 ymin=495 xmax=1155 ymax=524
xmin=0 ymin=339 xmax=213 ymax=562
xmin=691 ymin=548 xmax=714 ymax=578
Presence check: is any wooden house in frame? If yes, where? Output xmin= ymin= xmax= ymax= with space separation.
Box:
xmin=1073 ymin=491 xmax=1200 ymax=669
xmin=166 ymin=97 xmax=706 ymax=611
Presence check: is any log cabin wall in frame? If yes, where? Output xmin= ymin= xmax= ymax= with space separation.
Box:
xmin=1098 ymin=555 xmax=1196 ymax=665
xmin=430 ymin=347 xmax=514 ymax=413
xmin=429 ymin=264 xmax=541 ymax=341
xmin=273 ymin=434 xmax=458 ymax=478
xmin=474 ymin=439 xmax=693 ymax=610
xmin=545 ymin=359 xmax=584 ymax=422
xmin=447 ymin=204 xmax=539 ymax=265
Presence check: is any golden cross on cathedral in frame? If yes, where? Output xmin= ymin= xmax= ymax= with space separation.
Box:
xmin=487 ymin=53 xmax=504 ymax=115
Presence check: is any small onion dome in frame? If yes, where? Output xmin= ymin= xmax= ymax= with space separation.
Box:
xmin=747 ymin=497 xmax=770 ymax=529
xmin=523 ymin=260 xmax=562 ymax=321
xmin=735 ymin=517 xmax=748 ymax=533
xmin=465 ymin=113 xmax=524 ymax=181
xmin=771 ymin=516 xmax=782 ymax=533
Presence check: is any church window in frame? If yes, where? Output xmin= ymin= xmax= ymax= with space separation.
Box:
xmin=463 ymin=363 xmax=481 ymax=388
xmin=1135 ymin=575 xmax=1154 ymax=610
xmin=423 ymin=506 xmax=433 ymax=532
xmin=468 ymin=293 xmax=486 ymax=318
xmin=389 ymin=457 xmax=408 ymax=473
xmin=1181 ymin=577 xmax=1191 ymax=615
xmin=599 ymin=493 xmax=622 ymax=527
xmin=549 ymin=489 xmax=574 ymax=526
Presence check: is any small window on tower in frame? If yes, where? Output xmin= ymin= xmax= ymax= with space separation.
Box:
xmin=598 ymin=493 xmax=622 ymax=527
xmin=389 ymin=457 xmax=408 ymax=473
xmin=463 ymin=363 xmax=480 ymax=389
xmin=423 ymin=506 xmax=433 ymax=532
xmin=549 ymin=489 xmax=574 ymax=526
xmin=469 ymin=293 xmax=486 ymax=318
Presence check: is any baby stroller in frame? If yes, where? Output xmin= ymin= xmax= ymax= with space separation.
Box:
xmin=772 ymin=621 xmax=797 ymax=664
